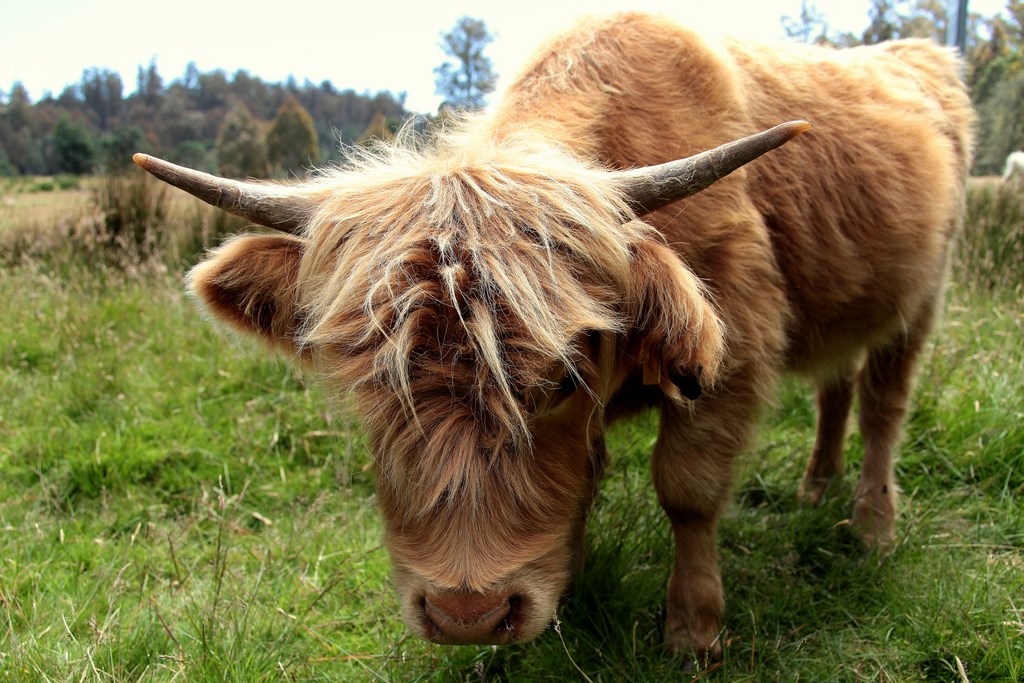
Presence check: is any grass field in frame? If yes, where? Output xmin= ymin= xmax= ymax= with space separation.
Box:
xmin=0 ymin=177 xmax=1022 ymax=681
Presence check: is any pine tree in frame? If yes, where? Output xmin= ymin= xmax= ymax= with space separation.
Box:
xmin=215 ymin=102 xmax=268 ymax=178
xmin=357 ymin=111 xmax=398 ymax=145
xmin=266 ymin=96 xmax=319 ymax=177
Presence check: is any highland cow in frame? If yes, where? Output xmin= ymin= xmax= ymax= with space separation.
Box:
xmin=135 ymin=13 xmax=973 ymax=664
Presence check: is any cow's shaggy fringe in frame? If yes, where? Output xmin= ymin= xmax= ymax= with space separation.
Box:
xmin=292 ymin=124 xmax=689 ymax=515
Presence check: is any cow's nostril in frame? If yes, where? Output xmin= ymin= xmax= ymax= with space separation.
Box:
xmin=494 ymin=594 xmax=524 ymax=636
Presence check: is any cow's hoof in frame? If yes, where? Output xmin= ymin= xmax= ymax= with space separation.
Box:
xmin=851 ymin=481 xmax=898 ymax=549
xmin=796 ymin=474 xmax=835 ymax=507
xmin=667 ymin=628 xmax=722 ymax=671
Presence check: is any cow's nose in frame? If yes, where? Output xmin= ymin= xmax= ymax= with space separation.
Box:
xmin=421 ymin=590 xmax=523 ymax=645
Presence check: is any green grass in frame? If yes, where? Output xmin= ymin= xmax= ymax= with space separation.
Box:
xmin=0 ymin=183 xmax=1022 ymax=681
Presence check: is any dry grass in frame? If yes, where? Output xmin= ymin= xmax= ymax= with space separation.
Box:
xmin=0 ymin=174 xmax=247 ymax=267
xmin=0 ymin=183 xmax=92 ymax=241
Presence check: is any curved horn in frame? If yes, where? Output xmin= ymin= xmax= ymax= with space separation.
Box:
xmin=616 ymin=120 xmax=810 ymax=215
xmin=132 ymin=153 xmax=317 ymax=233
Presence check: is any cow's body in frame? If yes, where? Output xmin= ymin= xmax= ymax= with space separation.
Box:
xmin=488 ymin=14 xmax=972 ymax=655
xmin=142 ymin=13 xmax=972 ymax=665
xmin=480 ymin=14 xmax=972 ymax=656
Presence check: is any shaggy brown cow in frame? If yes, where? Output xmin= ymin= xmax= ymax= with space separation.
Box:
xmin=135 ymin=13 xmax=973 ymax=664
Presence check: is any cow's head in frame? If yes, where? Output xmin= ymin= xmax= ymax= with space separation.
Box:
xmin=137 ymin=120 xmax=806 ymax=645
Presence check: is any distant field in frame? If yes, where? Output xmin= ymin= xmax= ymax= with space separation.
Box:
xmin=0 ymin=176 xmax=1021 ymax=681
xmin=1 ymin=175 xmax=247 ymax=267
xmin=0 ymin=179 xmax=91 ymax=240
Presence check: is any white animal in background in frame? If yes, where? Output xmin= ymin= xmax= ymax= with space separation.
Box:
xmin=1003 ymin=150 xmax=1024 ymax=183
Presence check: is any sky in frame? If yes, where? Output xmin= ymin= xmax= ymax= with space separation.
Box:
xmin=2 ymin=0 xmax=1009 ymax=114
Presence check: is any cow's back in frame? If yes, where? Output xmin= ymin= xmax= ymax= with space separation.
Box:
xmin=724 ymin=37 xmax=972 ymax=372
xmin=493 ymin=14 xmax=972 ymax=380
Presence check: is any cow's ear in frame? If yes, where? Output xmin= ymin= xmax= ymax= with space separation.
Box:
xmin=627 ymin=237 xmax=725 ymax=402
xmin=187 ymin=233 xmax=307 ymax=358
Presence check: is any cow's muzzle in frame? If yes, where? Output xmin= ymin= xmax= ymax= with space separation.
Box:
xmin=418 ymin=589 xmax=527 ymax=645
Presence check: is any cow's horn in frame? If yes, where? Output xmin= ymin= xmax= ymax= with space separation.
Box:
xmin=132 ymin=153 xmax=317 ymax=233
xmin=617 ymin=120 xmax=810 ymax=214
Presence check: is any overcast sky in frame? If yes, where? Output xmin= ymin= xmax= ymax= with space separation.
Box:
xmin=2 ymin=0 xmax=1008 ymax=114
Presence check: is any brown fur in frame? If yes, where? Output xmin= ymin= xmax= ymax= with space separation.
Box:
xmin=186 ymin=13 xmax=972 ymax=660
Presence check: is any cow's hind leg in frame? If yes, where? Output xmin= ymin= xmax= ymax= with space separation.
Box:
xmin=798 ymin=365 xmax=857 ymax=506
xmin=852 ymin=304 xmax=934 ymax=548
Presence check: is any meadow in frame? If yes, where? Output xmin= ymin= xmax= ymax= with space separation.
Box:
xmin=0 ymin=174 xmax=1022 ymax=681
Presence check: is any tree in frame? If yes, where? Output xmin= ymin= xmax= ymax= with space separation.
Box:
xmin=972 ymin=2 xmax=1024 ymax=173
xmin=266 ymin=96 xmax=318 ymax=176
xmin=782 ymin=0 xmax=832 ymax=44
xmin=171 ymin=140 xmax=213 ymax=172
xmin=434 ymin=16 xmax=497 ymax=111
xmin=0 ymin=142 xmax=15 ymax=176
xmin=197 ymin=70 xmax=230 ymax=112
xmin=0 ymin=84 xmax=41 ymax=174
xmin=976 ymin=75 xmax=1024 ymax=173
xmin=81 ymin=68 xmax=123 ymax=132
xmin=862 ymin=0 xmax=899 ymax=44
xmin=0 ymin=85 xmax=46 ymax=175
xmin=357 ymin=111 xmax=398 ymax=145
xmin=854 ymin=0 xmax=947 ymax=46
xmin=52 ymin=115 xmax=95 ymax=174
xmin=970 ymin=15 xmax=1014 ymax=102
xmin=896 ymin=0 xmax=946 ymax=41
xmin=4 ymin=82 xmax=33 ymax=130
xmin=182 ymin=62 xmax=201 ymax=92
xmin=215 ymin=102 xmax=267 ymax=178
xmin=159 ymin=87 xmax=207 ymax=148
xmin=136 ymin=60 xmax=164 ymax=107
xmin=102 ymin=125 xmax=145 ymax=173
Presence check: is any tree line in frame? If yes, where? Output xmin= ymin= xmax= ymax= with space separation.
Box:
xmin=783 ymin=0 xmax=1024 ymax=175
xmin=0 ymin=62 xmax=407 ymax=179
xmin=4 ymin=4 xmax=1023 ymax=178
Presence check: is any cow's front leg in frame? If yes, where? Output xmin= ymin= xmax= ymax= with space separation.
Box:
xmin=652 ymin=398 xmax=751 ymax=665
xmin=662 ymin=503 xmax=725 ymax=665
